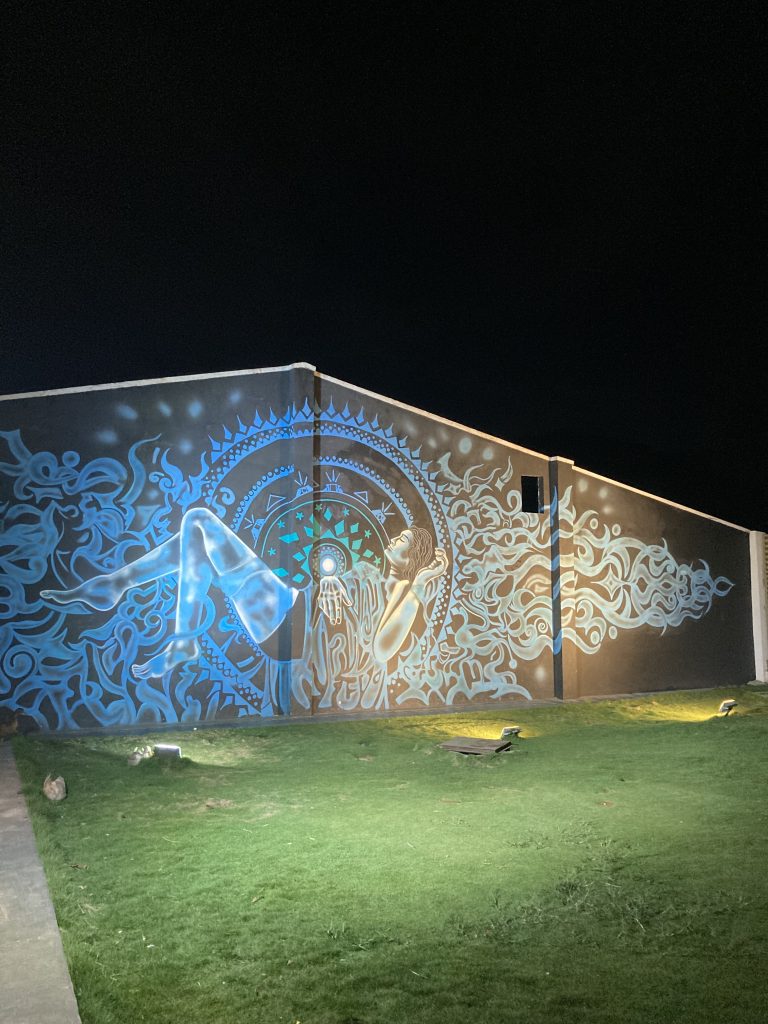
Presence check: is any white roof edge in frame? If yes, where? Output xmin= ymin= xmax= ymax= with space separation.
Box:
xmin=0 ymin=362 xmax=316 ymax=404
xmin=315 ymin=371 xmax=551 ymax=461
xmin=0 ymin=362 xmax=751 ymax=533
xmin=318 ymin=374 xmax=750 ymax=531
xmin=574 ymin=464 xmax=749 ymax=532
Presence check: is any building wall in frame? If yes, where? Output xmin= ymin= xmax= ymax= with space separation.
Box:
xmin=564 ymin=467 xmax=754 ymax=697
xmin=307 ymin=374 xmax=555 ymax=714
xmin=0 ymin=365 xmax=314 ymax=730
xmin=0 ymin=364 xmax=755 ymax=732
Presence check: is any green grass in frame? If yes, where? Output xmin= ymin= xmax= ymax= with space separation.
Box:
xmin=13 ymin=686 xmax=768 ymax=1024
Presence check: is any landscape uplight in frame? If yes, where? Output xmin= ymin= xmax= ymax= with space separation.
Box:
xmin=717 ymin=700 xmax=737 ymax=716
xmin=500 ymin=726 xmax=521 ymax=739
xmin=154 ymin=743 xmax=182 ymax=758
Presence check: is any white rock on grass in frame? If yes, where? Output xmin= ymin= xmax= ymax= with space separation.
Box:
xmin=43 ymin=774 xmax=67 ymax=801
xmin=127 ymin=745 xmax=154 ymax=766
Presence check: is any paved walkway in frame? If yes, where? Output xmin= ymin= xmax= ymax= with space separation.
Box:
xmin=0 ymin=742 xmax=81 ymax=1024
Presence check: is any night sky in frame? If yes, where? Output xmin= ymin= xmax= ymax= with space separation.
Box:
xmin=3 ymin=4 xmax=766 ymax=529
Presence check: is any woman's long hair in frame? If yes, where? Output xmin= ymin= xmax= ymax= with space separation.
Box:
xmin=401 ymin=526 xmax=435 ymax=583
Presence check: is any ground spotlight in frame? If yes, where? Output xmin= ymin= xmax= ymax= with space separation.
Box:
xmin=500 ymin=726 xmax=521 ymax=739
xmin=154 ymin=743 xmax=182 ymax=758
xmin=717 ymin=700 xmax=737 ymax=716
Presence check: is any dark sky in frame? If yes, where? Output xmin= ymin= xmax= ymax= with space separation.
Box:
xmin=2 ymin=4 xmax=766 ymax=529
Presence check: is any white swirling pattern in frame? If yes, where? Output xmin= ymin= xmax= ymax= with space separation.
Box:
xmin=559 ymin=494 xmax=733 ymax=653
xmin=395 ymin=457 xmax=551 ymax=706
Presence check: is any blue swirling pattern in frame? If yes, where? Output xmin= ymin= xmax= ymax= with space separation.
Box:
xmin=0 ymin=430 xmax=214 ymax=729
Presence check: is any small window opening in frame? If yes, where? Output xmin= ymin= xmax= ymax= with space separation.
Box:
xmin=521 ymin=475 xmax=543 ymax=514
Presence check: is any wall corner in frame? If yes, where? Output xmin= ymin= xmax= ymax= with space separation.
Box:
xmin=749 ymin=531 xmax=768 ymax=682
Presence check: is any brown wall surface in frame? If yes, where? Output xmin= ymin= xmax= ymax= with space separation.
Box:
xmin=566 ymin=469 xmax=754 ymax=697
xmin=306 ymin=375 xmax=556 ymax=714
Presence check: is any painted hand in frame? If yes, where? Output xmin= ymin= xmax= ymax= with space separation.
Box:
xmin=413 ymin=548 xmax=449 ymax=590
xmin=318 ymin=575 xmax=352 ymax=624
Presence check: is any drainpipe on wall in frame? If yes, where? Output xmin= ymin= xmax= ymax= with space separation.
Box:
xmin=749 ymin=531 xmax=768 ymax=683
xmin=548 ymin=456 xmax=579 ymax=700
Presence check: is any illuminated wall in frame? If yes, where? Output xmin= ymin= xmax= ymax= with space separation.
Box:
xmin=560 ymin=465 xmax=754 ymax=697
xmin=0 ymin=364 xmax=755 ymax=732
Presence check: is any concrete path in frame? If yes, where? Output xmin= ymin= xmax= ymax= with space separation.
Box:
xmin=0 ymin=742 xmax=81 ymax=1024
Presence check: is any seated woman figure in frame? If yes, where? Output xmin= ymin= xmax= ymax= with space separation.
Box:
xmin=42 ymin=507 xmax=447 ymax=678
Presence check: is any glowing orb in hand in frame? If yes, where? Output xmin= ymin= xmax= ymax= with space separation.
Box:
xmin=309 ymin=541 xmax=350 ymax=582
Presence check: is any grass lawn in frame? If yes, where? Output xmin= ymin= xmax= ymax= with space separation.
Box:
xmin=12 ymin=686 xmax=768 ymax=1024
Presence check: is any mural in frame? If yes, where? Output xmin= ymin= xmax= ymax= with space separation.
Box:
xmin=0 ymin=374 xmax=745 ymax=732
xmin=554 ymin=488 xmax=734 ymax=653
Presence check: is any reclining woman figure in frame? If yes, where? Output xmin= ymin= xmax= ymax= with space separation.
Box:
xmin=42 ymin=506 xmax=448 ymax=677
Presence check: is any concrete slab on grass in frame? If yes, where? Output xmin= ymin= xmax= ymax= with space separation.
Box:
xmin=0 ymin=742 xmax=81 ymax=1024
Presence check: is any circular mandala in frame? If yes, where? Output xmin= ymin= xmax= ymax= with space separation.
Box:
xmin=198 ymin=405 xmax=453 ymax=702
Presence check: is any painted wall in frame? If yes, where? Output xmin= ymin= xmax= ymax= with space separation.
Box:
xmin=0 ymin=364 xmax=755 ymax=732
xmin=562 ymin=466 xmax=754 ymax=697
xmin=0 ymin=366 xmax=315 ymax=730
xmin=306 ymin=375 xmax=555 ymax=714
